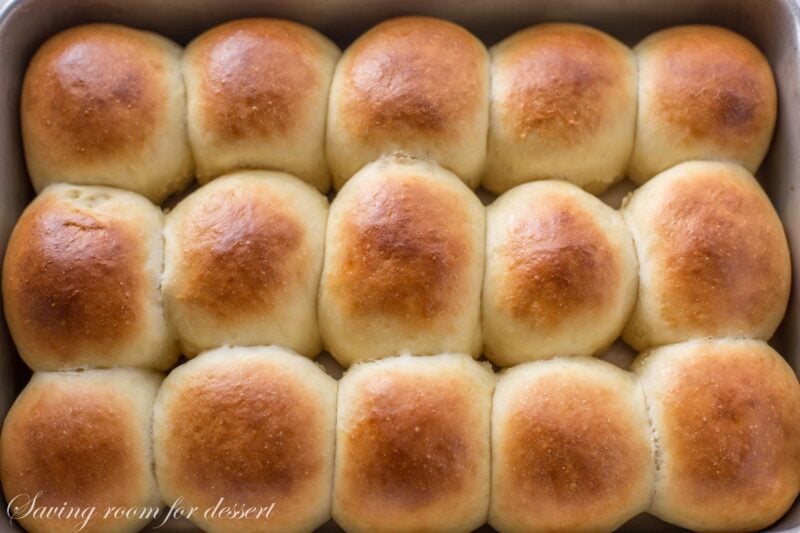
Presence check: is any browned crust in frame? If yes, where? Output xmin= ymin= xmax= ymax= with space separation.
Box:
xmin=339 ymin=16 xmax=485 ymax=137
xmin=189 ymin=18 xmax=322 ymax=140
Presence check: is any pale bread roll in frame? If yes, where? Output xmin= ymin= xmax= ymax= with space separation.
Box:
xmin=0 ymin=368 xmax=163 ymax=533
xmin=2 ymin=184 xmax=177 ymax=371
xmin=490 ymin=356 xmax=654 ymax=533
xmin=629 ymin=25 xmax=777 ymax=184
xmin=21 ymin=23 xmax=193 ymax=203
xmin=485 ymin=23 xmax=637 ymax=194
xmin=326 ymin=16 xmax=489 ymax=189
xmin=318 ymin=156 xmax=484 ymax=366
xmin=633 ymin=339 xmax=800 ymax=531
xmin=162 ymin=171 xmax=327 ymax=357
xmin=622 ymin=161 xmax=790 ymax=350
xmin=333 ymin=353 xmax=495 ymax=533
xmin=183 ymin=18 xmax=340 ymax=192
xmin=153 ymin=346 xmax=337 ymax=533
xmin=483 ymin=180 xmax=637 ymax=365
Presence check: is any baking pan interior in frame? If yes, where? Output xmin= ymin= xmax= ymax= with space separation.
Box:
xmin=1 ymin=0 xmax=799 ymax=531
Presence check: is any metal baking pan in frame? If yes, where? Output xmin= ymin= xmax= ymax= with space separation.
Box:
xmin=1 ymin=0 xmax=799 ymax=531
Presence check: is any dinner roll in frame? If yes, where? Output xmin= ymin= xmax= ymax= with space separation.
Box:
xmin=633 ymin=339 xmax=800 ymax=531
xmin=333 ymin=354 xmax=494 ymax=533
xmin=318 ymin=156 xmax=484 ymax=366
xmin=184 ymin=18 xmax=340 ymax=192
xmin=621 ymin=161 xmax=790 ymax=350
xmin=21 ymin=23 xmax=193 ymax=203
xmin=2 ymin=184 xmax=177 ymax=371
xmin=0 ymin=368 xmax=162 ymax=533
xmin=629 ymin=25 xmax=777 ymax=184
xmin=153 ymin=346 xmax=337 ymax=533
xmin=491 ymin=357 xmax=654 ymax=533
xmin=163 ymin=171 xmax=327 ymax=357
xmin=485 ymin=23 xmax=637 ymax=194
xmin=483 ymin=181 xmax=637 ymax=365
xmin=326 ymin=16 xmax=489 ymax=189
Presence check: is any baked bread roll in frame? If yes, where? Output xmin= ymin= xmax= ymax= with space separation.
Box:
xmin=490 ymin=356 xmax=654 ymax=533
xmin=483 ymin=180 xmax=637 ymax=365
xmin=333 ymin=353 xmax=495 ymax=533
xmin=21 ymin=23 xmax=193 ymax=203
xmin=183 ymin=18 xmax=340 ymax=192
xmin=153 ymin=346 xmax=337 ymax=533
xmin=318 ymin=157 xmax=484 ymax=366
xmin=633 ymin=339 xmax=800 ymax=531
xmin=163 ymin=171 xmax=327 ymax=357
xmin=326 ymin=16 xmax=489 ymax=189
xmin=629 ymin=25 xmax=777 ymax=184
xmin=2 ymin=184 xmax=177 ymax=371
xmin=621 ymin=161 xmax=790 ymax=350
xmin=485 ymin=23 xmax=637 ymax=194
xmin=0 ymin=368 xmax=162 ymax=533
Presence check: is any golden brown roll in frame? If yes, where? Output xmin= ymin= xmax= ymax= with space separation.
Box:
xmin=483 ymin=180 xmax=637 ymax=365
xmin=621 ymin=161 xmax=790 ymax=350
xmin=485 ymin=23 xmax=637 ymax=194
xmin=21 ymin=23 xmax=193 ymax=203
xmin=633 ymin=339 xmax=800 ymax=531
xmin=333 ymin=353 xmax=495 ymax=533
xmin=2 ymin=184 xmax=177 ymax=371
xmin=318 ymin=156 xmax=485 ymax=366
xmin=490 ymin=356 xmax=654 ymax=533
xmin=153 ymin=345 xmax=337 ymax=533
xmin=162 ymin=171 xmax=327 ymax=357
xmin=183 ymin=18 xmax=340 ymax=192
xmin=629 ymin=25 xmax=777 ymax=184
xmin=0 ymin=368 xmax=163 ymax=533
xmin=326 ymin=16 xmax=489 ymax=189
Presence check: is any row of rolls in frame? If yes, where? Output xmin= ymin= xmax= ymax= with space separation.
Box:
xmin=2 ymin=156 xmax=790 ymax=371
xmin=21 ymin=17 xmax=776 ymax=201
xmin=3 ymin=341 xmax=799 ymax=533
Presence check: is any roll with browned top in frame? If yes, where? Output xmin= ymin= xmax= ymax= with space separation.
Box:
xmin=0 ymin=368 xmax=163 ymax=533
xmin=490 ymin=356 xmax=654 ymax=533
xmin=2 ymin=184 xmax=177 ymax=371
xmin=326 ymin=16 xmax=489 ymax=189
xmin=184 ymin=19 xmax=340 ymax=192
xmin=483 ymin=180 xmax=638 ymax=365
xmin=333 ymin=353 xmax=495 ymax=533
xmin=318 ymin=156 xmax=485 ymax=366
xmin=485 ymin=23 xmax=637 ymax=194
xmin=162 ymin=171 xmax=327 ymax=357
xmin=153 ymin=346 xmax=337 ymax=533
xmin=633 ymin=339 xmax=800 ymax=531
xmin=621 ymin=161 xmax=790 ymax=350
xmin=629 ymin=25 xmax=777 ymax=184
xmin=21 ymin=24 xmax=193 ymax=203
